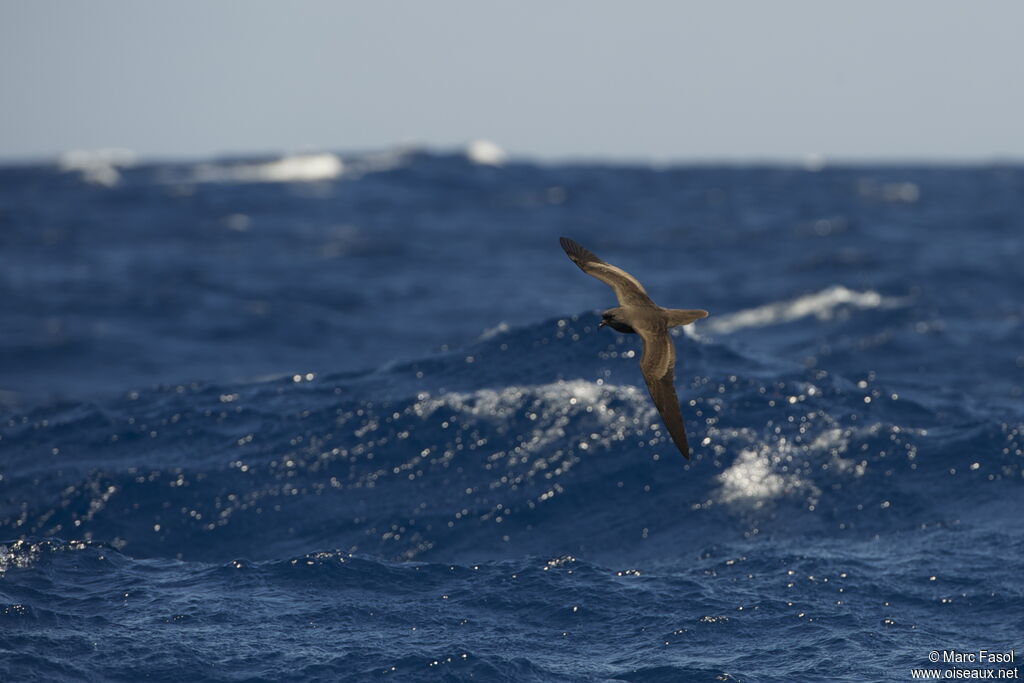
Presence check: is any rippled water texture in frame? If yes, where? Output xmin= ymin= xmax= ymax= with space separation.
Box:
xmin=1 ymin=151 xmax=1022 ymax=681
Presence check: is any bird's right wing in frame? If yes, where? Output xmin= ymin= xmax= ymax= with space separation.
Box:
xmin=637 ymin=324 xmax=691 ymax=460
xmin=559 ymin=237 xmax=655 ymax=308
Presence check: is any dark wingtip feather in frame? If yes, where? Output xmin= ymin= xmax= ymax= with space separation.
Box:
xmin=559 ymin=236 xmax=597 ymax=265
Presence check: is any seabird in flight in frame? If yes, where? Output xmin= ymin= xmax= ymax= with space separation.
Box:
xmin=559 ymin=237 xmax=708 ymax=459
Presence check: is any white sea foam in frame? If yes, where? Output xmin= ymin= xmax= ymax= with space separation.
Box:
xmin=706 ymin=285 xmax=897 ymax=334
xmin=414 ymin=380 xmax=648 ymax=459
xmin=427 ymin=379 xmax=641 ymax=425
xmin=715 ymin=436 xmax=821 ymax=508
xmin=465 ymin=139 xmax=507 ymax=166
xmin=479 ymin=321 xmax=511 ymax=340
xmin=59 ymin=148 xmax=137 ymax=187
xmin=191 ymin=153 xmax=344 ymax=184
xmin=717 ymin=447 xmax=790 ymax=505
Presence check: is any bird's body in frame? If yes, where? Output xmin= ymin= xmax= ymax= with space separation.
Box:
xmin=559 ymin=237 xmax=707 ymax=459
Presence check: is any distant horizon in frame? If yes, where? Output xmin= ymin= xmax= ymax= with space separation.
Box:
xmin=3 ymin=141 xmax=1024 ymax=168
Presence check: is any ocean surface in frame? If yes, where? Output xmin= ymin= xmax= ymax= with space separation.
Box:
xmin=1 ymin=147 xmax=1022 ymax=682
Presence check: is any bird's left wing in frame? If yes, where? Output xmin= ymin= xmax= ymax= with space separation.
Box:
xmin=636 ymin=324 xmax=691 ymax=459
xmin=559 ymin=237 xmax=655 ymax=308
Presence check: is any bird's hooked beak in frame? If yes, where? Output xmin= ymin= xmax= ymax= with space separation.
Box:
xmin=598 ymin=320 xmax=607 ymax=328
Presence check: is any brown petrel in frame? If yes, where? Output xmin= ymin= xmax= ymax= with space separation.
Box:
xmin=559 ymin=237 xmax=708 ymax=459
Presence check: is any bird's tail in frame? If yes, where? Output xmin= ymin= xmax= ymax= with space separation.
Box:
xmin=664 ymin=309 xmax=709 ymax=327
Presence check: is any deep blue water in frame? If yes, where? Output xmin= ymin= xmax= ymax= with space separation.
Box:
xmin=1 ymin=149 xmax=1022 ymax=681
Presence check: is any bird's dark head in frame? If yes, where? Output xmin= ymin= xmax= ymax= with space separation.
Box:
xmin=599 ymin=307 xmax=635 ymax=334
xmin=598 ymin=308 xmax=617 ymax=328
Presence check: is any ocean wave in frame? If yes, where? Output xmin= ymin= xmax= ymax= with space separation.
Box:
xmin=5 ymin=154 xmax=1024 ymax=681
xmin=464 ymin=139 xmax=507 ymax=166
xmin=189 ymin=152 xmax=344 ymax=183
xmin=2 ymin=314 xmax=1020 ymax=566
xmin=704 ymin=285 xmax=904 ymax=335
xmin=58 ymin=147 xmax=137 ymax=186
xmin=4 ymin=529 xmax=1021 ymax=682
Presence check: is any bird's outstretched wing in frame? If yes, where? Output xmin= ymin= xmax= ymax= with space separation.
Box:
xmin=559 ymin=237 xmax=655 ymax=308
xmin=636 ymin=324 xmax=691 ymax=460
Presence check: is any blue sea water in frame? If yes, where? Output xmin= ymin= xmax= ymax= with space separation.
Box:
xmin=1 ymin=149 xmax=1022 ymax=681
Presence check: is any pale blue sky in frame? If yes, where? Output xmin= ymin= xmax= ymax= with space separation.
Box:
xmin=2 ymin=1 xmax=1022 ymax=162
